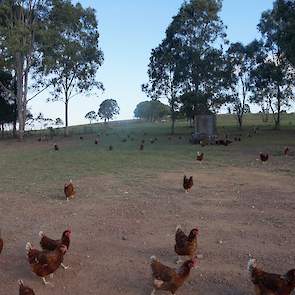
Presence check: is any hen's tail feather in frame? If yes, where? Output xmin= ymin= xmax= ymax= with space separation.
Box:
xmin=154 ymin=279 xmax=164 ymax=288
xmin=18 ymin=280 xmax=24 ymax=287
xmin=39 ymin=231 xmax=44 ymax=238
xmin=150 ymin=255 xmax=157 ymax=261
xmin=176 ymin=225 xmax=182 ymax=231
xmin=25 ymin=242 xmax=33 ymax=252
xmin=247 ymin=258 xmax=257 ymax=272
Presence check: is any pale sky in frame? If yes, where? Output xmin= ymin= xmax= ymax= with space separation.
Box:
xmin=28 ymin=0 xmax=275 ymax=126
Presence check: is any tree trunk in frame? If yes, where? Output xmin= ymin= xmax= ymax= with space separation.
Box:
xmin=16 ymin=55 xmax=25 ymax=141
xmin=274 ymin=86 xmax=281 ymax=130
xmin=65 ymin=99 xmax=69 ymax=136
xmin=170 ymin=99 xmax=176 ymax=135
xmin=13 ymin=120 xmax=17 ymax=138
xmin=171 ymin=116 xmax=175 ymax=135
xmin=17 ymin=102 xmax=25 ymax=140
xmin=238 ymin=79 xmax=247 ymax=130
xmin=238 ymin=115 xmax=242 ymax=130
xmin=194 ymin=114 xmax=198 ymax=133
xmin=275 ymin=111 xmax=281 ymax=130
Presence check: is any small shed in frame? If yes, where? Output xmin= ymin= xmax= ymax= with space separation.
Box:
xmin=195 ymin=114 xmax=217 ymax=136
xmin=190 ymin=114 xmax=217 ymax=144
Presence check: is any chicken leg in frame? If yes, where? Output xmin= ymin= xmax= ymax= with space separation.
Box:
xmin=42 ymin=277 xmax=54 ymax=287
xmin=176 ymin=256 xmax=183 ymax=264
xmin=61 ymin=263 xmax=70 ymax=270
xmin=150 ymin=289 xmax=156 ymax=295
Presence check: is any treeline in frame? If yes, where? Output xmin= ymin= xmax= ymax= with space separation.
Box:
xmin=134 ymin=100 xmax=170 ymax=122
xmin=0 ymin=70 xmax=17 ymax=136
xmin=142 ymin=0 xmax=295 ymax=133
xmin=0 ymin=0 xmax=104 ymax=139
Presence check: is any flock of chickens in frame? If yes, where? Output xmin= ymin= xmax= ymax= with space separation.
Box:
xmin=5 ymin=130 xmax=293 ymax=294
xmin=52 ymin=130 xmax=291 ymax=166
xmin=150 ymin=225 xmax=295 ymax=295
xmin=26 ymin=229 xmax=71 ymax=287
xmin=1 ymin=219 xmax=295 ymax=294
xmin=196 ymin=144 xmax=290 ymax=164
xmin=0 ymin=182 xmax=75 ymax=294
xmin=17 ymin=229 xmax=71 ymax=294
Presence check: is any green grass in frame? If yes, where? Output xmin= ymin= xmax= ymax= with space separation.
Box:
xmin=1 ymin=113 xmax=295 ymax=197
xmin=217 ymin=112 xmax=295 ymax=128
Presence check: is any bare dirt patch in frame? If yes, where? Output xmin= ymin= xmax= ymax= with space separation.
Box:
xmin=0 ymin=167 xmax=295 ymax=294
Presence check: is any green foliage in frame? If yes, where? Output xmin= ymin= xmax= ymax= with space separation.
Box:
xmin=85 ymin=111 xmax=97 ymax=124
xmin=0 ymin=0 xmax=49 ymax=62
xmin=0 ymin=70 xmax=17 ymax=127
xmin=37 ymin=0 xmax=104 ymax=97
xmin=143 ymin=0 xmax=232 ymax=134
xmin=244 ymin=104 xmax=251 ymax=113
xmin=134 ymin=100 xmax=170 ymax=121
xmin=226 ymin=41 xmax=261 ymax=128
xmin=35 ymin=0 xmax=104 ymax=134
xmin=250 ymin=5 xmax=295 ymax=129
xmin=179 ymin=91 xmax=213 ymax=121
xmin=0 ymin=0 xmax=51 ymax=138
xmin=55 ymin=117 xmax=64 ymax=127
xmin=142 ymin=38 xmax=181 ymax=134
xmin=166 ymin=0 xmax=231 ymax=111
xmin=98 ymin=99 xmax=120 ymax=122
xmin=275 ymin=0 xmax=295 ymax=67
xmin=0 ymin=97 xmax=16 ymax=125
xmin=35 ymin=112 xmax=54 ymax=129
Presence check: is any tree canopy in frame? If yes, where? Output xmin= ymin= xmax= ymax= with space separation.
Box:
xmin=0 ymin=0 xmax=103 ymax=138
xmin=226 ymin=40 xmax=261 ymax=128
xmin=0 ymin=70 xmax=17 ymax=135
xmin=274 ymin=0 xmax=295 ymax=67
xmin=143 ymin=0 xmax=233 ymax=133
xmin=0 ymin=0 xmax=51 ymax=139
xmin=85 ymin=111 xmax=97 ymax=124
xmin=0 ymin=0 xmax=295 ymax=136
xmin=34 ymin=0 xmax=104 ymax=135
xmin=249 ymin=3 xmax=295 ymax=129
xmin=134 ymin=100 xmax=170 ymax=121
xmin=98 ymin=99 xmax=120 ymax=122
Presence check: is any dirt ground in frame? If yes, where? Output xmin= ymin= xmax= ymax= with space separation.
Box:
xmin=1 ymin=167 xmax=295 ymax=295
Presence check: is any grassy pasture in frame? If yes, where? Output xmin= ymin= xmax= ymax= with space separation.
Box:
xmin=1 ymin=113 xmax=295 ymax=195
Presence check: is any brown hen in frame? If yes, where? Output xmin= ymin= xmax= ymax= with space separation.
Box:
xmin=175 ymin=225 xmax=198 ymax=264
xmin=196 ymin=152 xmax=204 ymax=162
xmin=26 ymin=242 xmax=68 ymax=286
xmin=259 ymin=153 xmax=269 ymax=162
xmin=248 ymin=258 xmax=295 ymax=295
xmin=64 ymin=180 xmax=75 ymax=201
xmin=18 ymin=280 xmax=35 ymax=295
xmin=39 ymin=229 xmax=71 ymax=251
xmin=150 ymin=255 xmax=196 ymax=294
xmin=183 ymin=176 xmax=193 ymax=193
